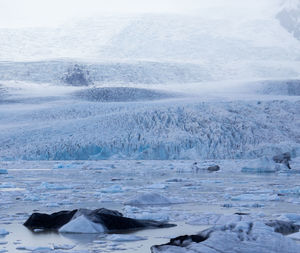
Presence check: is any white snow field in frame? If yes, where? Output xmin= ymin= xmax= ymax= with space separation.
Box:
xmin=0 ymin=0 xmax=300 ymax=252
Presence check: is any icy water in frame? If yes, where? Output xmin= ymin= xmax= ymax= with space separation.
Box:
xmin=0 ymin=160 xmax=300 ymax=252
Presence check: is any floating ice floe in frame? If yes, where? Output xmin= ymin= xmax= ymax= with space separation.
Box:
xmin=16 ymin=246 xmax=53 ymax=251
xmin=0 ymin=229 xmax=9 ymax=236
xmin=279 ymin=213 xmax=300 ymax=224
xmin=100 ymin=185 xmax=123 ymax=193
xmin=53 ymin=243 xmax=76 ymax=250
xmin=38 ymin=182 xmax=73 ymax=190
xmin=146 ymin=184 xmax=167 ymax=189
xmin=152 ymin=220 xmax=300 ymax=253
xmin=279 ymin=186 xmax=300 ymax=195
xmin=106 ymin=234 xmax=147 ymax=242
xmin=241 ymin=157 xmax=284 ymax=173
xmin=288 ymin=232 xmax=300 ymax=241
xmin=125 ymin=193 xmax=172 ymax=206
xmin=187 ymin=213 xmax=252 ymax=226
xmin=46 ymin=202 xmax=60 ymax=208
xmin=130 ymin=212 xmax=170 ymax=222
xmin=24 ymin=194 xmax=41 ymax=202
xmin=0 ymin=183 xmax=15 ymax=188
xmin=230 ymin=193 xmax=279 ymax=201
xmin=53 ymin=163 xmax=78 ymax=169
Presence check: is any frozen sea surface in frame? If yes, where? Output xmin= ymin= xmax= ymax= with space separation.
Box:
xmin=0 ymin=160 xmax=299 ymax=252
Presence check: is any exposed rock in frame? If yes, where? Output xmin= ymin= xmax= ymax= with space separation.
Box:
xmin=273 ymin=152 xmax=292 ymax=169
xmin=24 ymin=209 xmax=77 ymax=229
xmin=207 ymin=165 xmax=220 ymax=172
xmin=61 ymin=64 xmax=93 ymax=86
xmin=192 ymin=162 xmax=220 ymax=173
xmin=24 ymin=208 xmax=175 ymax=233
xmin=266 ymin=220 xmax=300 ymax=235
xmin=161 ymin=234 xmax=208 ymax=247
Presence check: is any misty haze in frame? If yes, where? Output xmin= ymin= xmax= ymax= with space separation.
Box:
xmin=0 ymin=0 xmax=299 ymax=253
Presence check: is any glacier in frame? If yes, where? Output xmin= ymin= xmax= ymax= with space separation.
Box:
xmin=0 ymin=87 xmax=298 ymax=160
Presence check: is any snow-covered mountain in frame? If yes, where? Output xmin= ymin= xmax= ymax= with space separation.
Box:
xmin=0 ymin=1 xmax=300 ymax=82
xmin=277 ymin=0 xmax=300 ymax=40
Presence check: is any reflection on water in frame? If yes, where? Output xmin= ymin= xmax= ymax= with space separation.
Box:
xmin=0 ymin=221 xmax=206 ymax=253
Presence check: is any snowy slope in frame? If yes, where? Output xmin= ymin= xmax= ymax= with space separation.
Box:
xmin=0 ymin=15 xmax=133 ymax=61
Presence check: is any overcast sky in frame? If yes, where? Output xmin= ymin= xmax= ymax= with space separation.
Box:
xmin=0 ymin=0 xmax=280 ymax=28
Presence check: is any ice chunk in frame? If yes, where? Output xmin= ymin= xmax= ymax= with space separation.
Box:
xmin=38 ymin=182 xmax=72 ymax=190
xmin=16 ymin=246 xmax=53 ymax=251
xmin=187 ymin=214 xmax=244 ymax=226
xmin=53 ymin=163 xmax=78 ymax=169
xmin=24 ymin=194 xmax=41 ymax=202
xmin=0 ymin=183 xmax=15 ymax=188
xmin=125 ymin=193 xmax=171 ymax=206
xmin=131 ymin=212 xmax=170 ymax=222
xmin=106 ymin=234 xmax=147 ymax=242
xmin=288 ymin=232 xmax=300 ymax=241
xmin=53 ymin=243 xmax=76 ymax=250
xmin=46 ymin=202 xmax=60 ymax=207
xmin=152 ymin=220 xmax=300 ymax=253
xmin=146 ymin=184 xmax=167 ymax=189
xmin=0 ymin=229 xmax=9 ymax=236
xmin=100 ymin=185 xmax=123 ymax=193
xmin=230 ymin=193 xmax=279 ymax=201
xmin=59 ymin=215 xmax=106 ymax=234
xmin=279 ymin=187 xmax=300 ymax=195
xmin=279 ymin=213 xmax=300 ymax=224
xmin=241 ymin=157 xmax=282 ymax=173
xmin=0 ymin=169 xmax=8 ymax=174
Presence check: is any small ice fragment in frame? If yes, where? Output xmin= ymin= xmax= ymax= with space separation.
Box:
xmin=100 ymin=185 xmax=123 ymax=193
